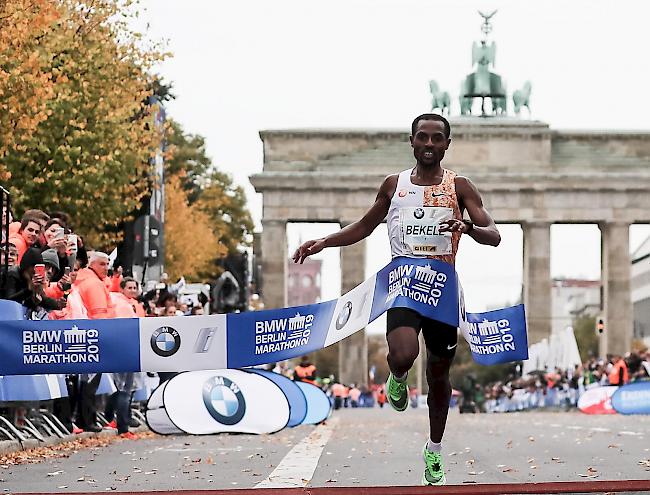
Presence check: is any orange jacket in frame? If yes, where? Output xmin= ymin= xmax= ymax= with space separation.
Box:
xmin=75 ymin=267 xmax=114 ymax=319
xmin=294 ymin=364 xmax=317 ymax=385
xmin=8 ymin=233 xmax=29 ymax=264
xmin=609 ymin=360 xmax=629 ymax=385
xmin=109 ymin=292 xmax=144 ymax=318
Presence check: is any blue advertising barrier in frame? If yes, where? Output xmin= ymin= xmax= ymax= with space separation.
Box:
xmin=246 ymin=369 xmax=308 ymax=427
xmin=295 ymin=381 xmax=331 ymax=425
xmin=0 ymin=257 xmax=529 ymax=375
xmin=0 ymin=374 xmax=67 ymax=402
xmin=611 ymin=381 xmax=650 ymax=415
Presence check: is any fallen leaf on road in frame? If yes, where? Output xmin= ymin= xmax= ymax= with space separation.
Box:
xmin=325 ymin=479 xmax=337 ymax=483
xmin=47 ymin=470 xmax=64 ymax=476
xmin=527 ymin=458 xmax=535 ymax=464
xmin=502 ymin=467 xmax=515 ymax=473
xmin=506 ymin=440 xmax=513 ymax=449
xmin=578 ymin=473 xmax=598 ymax=478
xmin=528 ymin=436 xmax=535 ymax=442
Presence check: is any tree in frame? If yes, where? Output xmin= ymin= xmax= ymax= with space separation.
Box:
xmin=164 ymin=119 xmax=254 ymax=277
xmin=1 ymin=0 xmax=166 ymax=248
xmin=196 ymin=170 xmax=255 ymax=255
xmin=0 ymin=0 xmax=60 ymax=178
xmin=573 ymin=315 xmax=599 ymax=362
xmin=164 ymin=174 xmax=226 ymax=281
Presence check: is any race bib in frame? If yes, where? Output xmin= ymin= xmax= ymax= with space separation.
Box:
xmin=399 ymin=206 xmax=453 ymax=255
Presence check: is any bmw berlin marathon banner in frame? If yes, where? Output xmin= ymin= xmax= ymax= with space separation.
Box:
xmin=0 ymin=257 xmax=528 ymax=376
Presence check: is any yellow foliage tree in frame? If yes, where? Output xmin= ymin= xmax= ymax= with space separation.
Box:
xmin=164 ymin=174 xmax=226 ymax=281
xmin=1 ymin=0 xmax=167 ymax=248
xmin=0 ymin=0 xmax=60 ymax=179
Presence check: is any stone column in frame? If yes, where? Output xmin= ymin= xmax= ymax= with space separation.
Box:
xmin=338 ymin=236 xmax=368 ymax=386
xmin=522 ymin=222 xmax=552 ymax=345
xmin=260 ymin=220 xmax=287 ymax=309
xmin=600 ymin=222 xmax=632 ymax=357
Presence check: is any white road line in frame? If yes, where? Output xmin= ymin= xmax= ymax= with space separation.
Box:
xmin=254 ymin=418 xmax=337 ymax=489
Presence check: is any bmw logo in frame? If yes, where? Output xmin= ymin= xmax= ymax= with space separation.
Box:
xmin=150 ymin=326 xmax=181 ymax=357
xmin=336 ymin=301 xmax=353 ymax=330
xmin=202 ymin=376 xmax=246 ymax=425
xmin=414 ymin=208 xmax=425 ymax=219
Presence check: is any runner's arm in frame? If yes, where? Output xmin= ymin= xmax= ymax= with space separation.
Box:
xmin=292 ymin=175 xmax=396 ymax=263
xmin=443 ymin=176 xmax=500 ymax=246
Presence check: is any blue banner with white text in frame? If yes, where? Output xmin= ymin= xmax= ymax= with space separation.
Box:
xmin=0 ymin=257 xmax=528 ymax=374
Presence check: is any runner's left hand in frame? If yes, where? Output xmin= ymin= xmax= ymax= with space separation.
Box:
xmin=440 ymin=219 xmax=470 ymax=234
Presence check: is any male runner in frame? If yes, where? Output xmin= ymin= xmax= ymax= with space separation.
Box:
xmin=293 ymin=113 xmax=501 ymax=485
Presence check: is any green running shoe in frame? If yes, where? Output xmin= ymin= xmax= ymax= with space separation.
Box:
xmin=386 ymin=372 xmax=408 ymax=412
xmin=422 ymin=444 xmax=446 ymax=486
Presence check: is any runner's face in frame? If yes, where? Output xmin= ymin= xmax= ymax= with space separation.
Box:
xmin=410 ymin=120 xmax=450 ymax=166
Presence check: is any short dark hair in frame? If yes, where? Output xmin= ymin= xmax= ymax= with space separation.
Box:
xmin=411 ymin=113 xmax=451 ymax=139
xmin=120 ymin=276 xmax=138 ymax=290
xmin=22 ymin=209 xmax=50 ymax=224
xmin=19 ymin=216 xmax=41 ymax=232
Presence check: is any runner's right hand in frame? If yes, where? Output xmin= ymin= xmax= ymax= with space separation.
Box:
xmin=292 ymin=239 xmax=327 ymax=264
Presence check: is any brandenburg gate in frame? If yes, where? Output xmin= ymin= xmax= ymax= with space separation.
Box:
xmin=250 ymin=13 xmax=650 ymax=385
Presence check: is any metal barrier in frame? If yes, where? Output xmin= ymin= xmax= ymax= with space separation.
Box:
xmin=0 ymin=185 xmax=11 ymax=299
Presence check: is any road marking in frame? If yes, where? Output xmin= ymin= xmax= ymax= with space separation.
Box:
xmin=255 ymin=417 xmax=337 ymax=489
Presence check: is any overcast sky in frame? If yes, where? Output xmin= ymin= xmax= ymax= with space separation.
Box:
xmin=136 ymin=0 xmax=650 ymax=329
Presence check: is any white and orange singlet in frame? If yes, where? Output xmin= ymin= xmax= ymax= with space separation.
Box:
xmin=387 ymin=168 xmax=462 ymax=266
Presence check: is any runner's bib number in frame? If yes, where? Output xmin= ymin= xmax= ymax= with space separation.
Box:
xmin=399 ymin=207 xmax=453 ymax=255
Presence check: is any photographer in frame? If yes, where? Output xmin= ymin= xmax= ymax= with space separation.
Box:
xmin=4 ymin=247 xmax=60 ymax=318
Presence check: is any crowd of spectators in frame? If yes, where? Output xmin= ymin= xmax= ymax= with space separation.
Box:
xmin=0 ymin=206 xmax=207 ymax=441
xmin=460 ymin=350 xmax=650 ymax=413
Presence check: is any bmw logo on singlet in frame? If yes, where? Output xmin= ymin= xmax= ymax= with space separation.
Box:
xmin=150 ymin=326 xmax=181 ymax=357
xmin=413 ymin=207 xmax=425 ymax=219
xmin=336 ymin=301 xmax=353 ymax=330
xmin=202 ymin=376 xmax=246 ymax=425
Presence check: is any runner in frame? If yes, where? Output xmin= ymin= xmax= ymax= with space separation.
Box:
xmin=292 ymin=113 xmax=501 ymax=485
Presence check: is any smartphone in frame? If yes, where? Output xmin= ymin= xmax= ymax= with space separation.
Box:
xmin=34 ymin=264 xmax=45 ymax=278
xmin=64 ymin=266 xmax=71 ymax=275
xmin=54 ymin=227 xmax=65 ymax=240
xmin=67 ymin=234 xmax=78 ymax=253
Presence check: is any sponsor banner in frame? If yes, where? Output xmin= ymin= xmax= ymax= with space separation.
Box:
xmin=0 ymin=257 xmax=528 ymax=375
xmin=161 ymin=370 xmax=290 ymax=435
xmin=611 ymin=381 xmax=650 ymax=415
xmin=227 ymin=302 xmax=336 ymax=368
xmin=246 ymin=369 xmax=308 ymax=427
xmin=0 ymin=318 xmax=140 ymax=375
xmin=578 ymin=386 xmax=618 ymax=415
xmin=370 ymin=257 xmax=458 ymax=326
xmin=295 ymin=381 xmax=331 ymax=425
xmin=139 ymin=314 xmax=227 ymax=372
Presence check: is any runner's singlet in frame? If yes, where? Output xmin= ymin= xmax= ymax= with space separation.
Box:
xmin=387 ymin=168 xmax=463 ymax=266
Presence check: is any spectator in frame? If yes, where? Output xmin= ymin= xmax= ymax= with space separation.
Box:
xmin=608 ymin=355 xmax=629 ymax=386
xmin=111 ymin=276 xmax=145 ymax=318
xmin=163 ymin=304 xmax=177 ymax=317
xmin=41 ymin=248 xmax=71 ymax=303
xmin=293 ymin=356 xmax=317 ymax=385
xmin=349 ymin=385 xmax=361 ymax=408
xmin=190 ymin=305 xmax=204 ymax=315
xmin=41 ymin=218 xmax=69 ymax=280
xmin=8 ymin=209 xmax=49 ymax=238
xmin=74 ymin=251 xmax=115 ymax=433
xmin=9 ymin=215 xmax=41 ymax=263
xmin=0 ymin=242 xmax=18 ymax=268
xmin=4 ymin=247 xmax=59 ymax=316
xmin=75 ymin=251 xmax=114 ymax=319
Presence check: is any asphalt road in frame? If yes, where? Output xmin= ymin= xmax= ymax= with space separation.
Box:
xmin=2 ymin=408 xmax=650 ymax=493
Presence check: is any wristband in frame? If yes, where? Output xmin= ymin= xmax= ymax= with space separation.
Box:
xmin=463 ymin=220 xmax=474 ymax=233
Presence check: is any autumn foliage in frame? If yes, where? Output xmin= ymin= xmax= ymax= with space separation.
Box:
xmin=0 ymin=0 xmax=166 ymax=247
xmin=163 ymin=174 xmax=226 ymax=281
